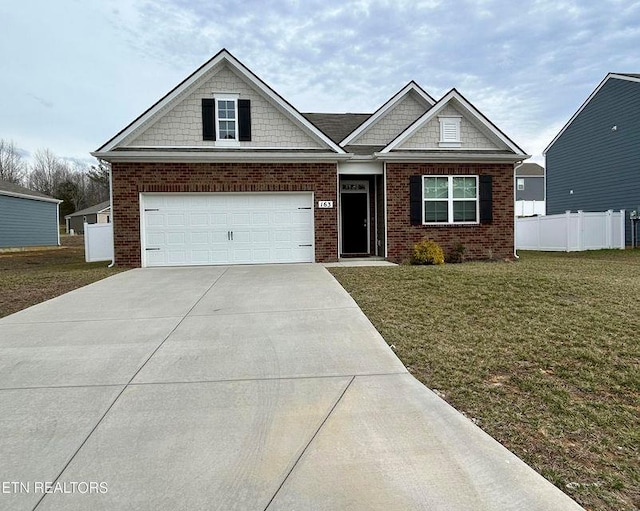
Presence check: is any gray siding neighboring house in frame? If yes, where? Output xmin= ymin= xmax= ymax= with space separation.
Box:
xmin=0 ymin=179 xmax=62 ymax=248
xmin=65 ymin=201 xmax=111 ymax=234
xmin=544 ymin=73 xmax=640 ymax=242
xmin=515 ymin=163 xmax=545 ymax=201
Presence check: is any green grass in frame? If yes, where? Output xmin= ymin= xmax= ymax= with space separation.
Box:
xmin=329 ymin=250 xmax=640 ymax=511
xmin=0 ymin=236 xmax=125 ymax=318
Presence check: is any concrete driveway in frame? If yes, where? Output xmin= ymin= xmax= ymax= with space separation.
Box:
xmin=0 ymin=264 xmax=583 ymax=510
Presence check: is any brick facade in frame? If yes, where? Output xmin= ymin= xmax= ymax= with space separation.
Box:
xmin=111 ymin=162 xmax=338 ymax=267
xmin=386 ymin=162 xmax=515 ymax=263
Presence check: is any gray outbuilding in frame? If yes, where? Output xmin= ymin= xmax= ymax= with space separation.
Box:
xmin=0 ymin=179 xmax=61 ymax=249
xmin=64 ymin=200 xmax=111 ymax=234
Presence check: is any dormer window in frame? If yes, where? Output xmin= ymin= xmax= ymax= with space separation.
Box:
xmin=438 ymin=115 xmax=461 ymax=148
xmin=202 ymin=95 xmax=252 ymax=144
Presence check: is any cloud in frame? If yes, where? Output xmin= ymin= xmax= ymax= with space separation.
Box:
xmin=26 ymin=93 xmax=54 ymax=109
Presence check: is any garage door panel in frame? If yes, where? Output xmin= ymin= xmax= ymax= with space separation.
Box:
xmin=191 ymin=232 xmax=209 ymax=245
xmin=142 ymin=193 xmax=314 ymax=267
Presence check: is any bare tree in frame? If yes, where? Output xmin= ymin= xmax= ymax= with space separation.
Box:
xmin=28 ymin=148 xmax=70 ymax=197
xmin=0 ymin=139 xmax=26 ymax=184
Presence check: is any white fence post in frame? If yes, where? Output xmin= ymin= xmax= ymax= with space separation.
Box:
xmin=620 ymin=210 xmax=626 ymax=249
xmin=577 ymin=210 xmax=584 ymax=251
xmin=565 ymin=211 xmax=571 ymax=252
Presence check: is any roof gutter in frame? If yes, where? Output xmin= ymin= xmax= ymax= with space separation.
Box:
xmin=0 ymin=190 xmax=62 ymax=204
xmin=91 ymin=151 xmax=354 ymax=163
xmin=374 ymin=152 xmax=531 ymax=163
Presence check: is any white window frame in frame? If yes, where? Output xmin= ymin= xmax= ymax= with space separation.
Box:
xmin=214 ymin=93 xmax=240 ymax=146
xmin=422 ymin=175 xmax=479 ymax=225
xmin=517 ymin=178 xmax=525 ymax=191
xmin=438 ymin=115 xmax=462 ymax=148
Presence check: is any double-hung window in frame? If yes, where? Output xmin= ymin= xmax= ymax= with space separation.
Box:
xmin=423 ymin=176 xmax=478 ymax=224
xmin=215 ymin=95 xmax=238 ymax=142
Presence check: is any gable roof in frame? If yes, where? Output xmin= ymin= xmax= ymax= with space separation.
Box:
xmin=544 ymin=73 xmax=640 ymax=154
xmin=94 ymin=49 xmax=346 ymax=156
xmin=302 ymin=113 xmax=371 ymax=145
xmin=0 ymin=179 xmax=61 ymax=203
xmin=515 ymin=163 xmax=544 ymax=177
xmin=381 ymin=88 xmax=527 ymax=157
xmin=64 ymin=200 xmax=110 ymax=220
xmin=340 ymin=82 xmax=435 ymax=146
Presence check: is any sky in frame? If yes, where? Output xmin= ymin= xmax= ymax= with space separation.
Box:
xmin=1 ymin=0 xmax=640 ymax=166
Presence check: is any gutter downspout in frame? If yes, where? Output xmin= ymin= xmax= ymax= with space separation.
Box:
xmin=513 ymin=161 xmax=523 ymax=260
xmin=107 ymin=161 xmax=115 ymax=268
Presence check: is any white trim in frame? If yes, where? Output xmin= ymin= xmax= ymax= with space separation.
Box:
xmin=139 ymin=192 xmax=146 ymax=267
xmin=98 ymin=49 xmax=346 ymax=154
xmin=375 ymin=152 xmax=529 ymax=163
xmin=340 ymin=82 xmax=436 ymax=146
xmin=213 ymin=93 xmax=239 ymax=144
xmin=544 ymin=73 xmax=640 ymax=155
xmin=421 ymin=175 xmax=480 ymax=225
xmin=381 ymin=89 xmax=527 ymax=156
xmin=56 ymin=202 xmax=61 ymax=246
xmin=374 ymin=176 xmax=378 ymax=256
xmin=338 ymin=161 xmax=384 ymax=175
xmin=91 ymin=150 xmax=352 ymax=163
xmin=0 ymin=189 xmax=62 ymax=204
xmin=117 ymin=145 xmax=324 ymax=150
xmin=340 ymin=179 xmax=370 ymax=255
xmin=383 ymin=162 xmax=388 ymax=258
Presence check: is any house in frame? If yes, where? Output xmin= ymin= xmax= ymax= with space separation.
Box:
xmin=544 ymin=73 xmax=640 ymax=242
xmin=515 ymin=163 xmax=545 ymax=216
xmin=65 ymin=200 xmax=111 ymax=234
xmin=0 ymin=179 xmax=62 ymax=249
xmin=92 ymin=49 xmax=529 ymax=267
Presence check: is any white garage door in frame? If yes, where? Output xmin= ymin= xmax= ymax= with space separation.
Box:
xmin=141 ymin=193 xmax=314 ymax=267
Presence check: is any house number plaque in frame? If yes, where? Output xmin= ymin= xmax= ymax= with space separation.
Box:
xmin=318 ymin=201 xmax=334 ymax=208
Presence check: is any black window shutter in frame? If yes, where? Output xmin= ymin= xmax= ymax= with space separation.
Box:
xmin=479 ymin=175 xmax=493 ymax=224
xmin=202 ymin=98 xmax=216 ymax=141
xmin=409 ymin=176 xmax=423 ymax=225
xmin=238 ymin=99 xmax=251 ymax=141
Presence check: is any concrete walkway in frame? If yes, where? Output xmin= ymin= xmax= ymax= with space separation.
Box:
xmin=0 ymin=264 xmax=583 ymax=510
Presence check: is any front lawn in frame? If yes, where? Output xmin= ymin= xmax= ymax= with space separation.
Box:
xmin=329 ymin=250 xmax=640 ymax=511
xmin=0 ymin=236 xmax=125 ymax=318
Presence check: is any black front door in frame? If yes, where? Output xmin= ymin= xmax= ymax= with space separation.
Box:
xmin=341 ymin=193 xmax=368 ymax=254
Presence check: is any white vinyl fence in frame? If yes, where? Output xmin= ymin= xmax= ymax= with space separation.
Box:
xmin=84 ymin=222 xmax=114 ymax=262
xmin=515 ymin=200 xmax=546 ymax=217
xmin=516 ymin=210 xmax=625 ymax=251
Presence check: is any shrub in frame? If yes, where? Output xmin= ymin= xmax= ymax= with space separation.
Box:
xmin=411 ymin=239 xmax=445 ymax=265
xmin=447 ymin=242 xmax=467 ymax=263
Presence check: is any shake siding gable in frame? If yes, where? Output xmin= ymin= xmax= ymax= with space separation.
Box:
xmin=350 ymin=92 xmax=429 ymax=146
xmin=123 ymin=65 xmax=323 ymax=149
xmin=546 ymin=78 xmax=640 ymax=241
xmin=398 ymin=104 xmax=498 ymax=150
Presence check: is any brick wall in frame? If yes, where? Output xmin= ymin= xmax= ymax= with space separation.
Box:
xmin=386 ymin=162 xmax=515 ymax=262
xmin=111 ymin=162 xmax=338 ymax=267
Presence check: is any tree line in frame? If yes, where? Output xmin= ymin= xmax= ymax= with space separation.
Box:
xmin=0 ymin=139 xmax=109 ymax=219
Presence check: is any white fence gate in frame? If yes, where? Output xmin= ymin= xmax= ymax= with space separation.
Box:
xmin=84 ymin=222 xmax=114 ymax=262
xmin=516 ymin=210 xmax=625 ymax=251
xmin=515 ymin=200 xmax=546 ymax=217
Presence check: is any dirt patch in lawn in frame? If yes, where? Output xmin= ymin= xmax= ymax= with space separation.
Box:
xmin=329 ymin=250 xmax=640 ymax=511
xmin=0 ymin=235 xmax=125 ymax=318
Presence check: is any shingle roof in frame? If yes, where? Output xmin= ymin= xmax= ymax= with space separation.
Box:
xmin=65 ymin=200 xmax=111 ymax=219
xmin=344 ymin=145 xmax=386 ymax=155
xmin=301 ymin=113 xmax=371 ymax=145
xmin=516 ymin=163 xmax=544 ymax=176
xmin=0 ymin=179 xmax=57 ymax=201
xmin=617 ymin=73 xmax=640 ymax=78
